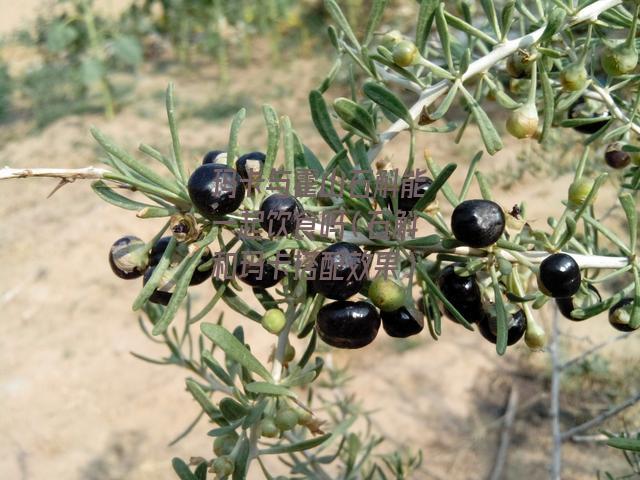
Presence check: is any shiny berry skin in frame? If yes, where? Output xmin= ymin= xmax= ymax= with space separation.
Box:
xmin=608 ymin=298 xmax=638 ymax=332
xmin=262 ymin=308 xmax=286 ymax=334
xmin=235 ymin=251 xmax=287 ymax=288
xmin=202 ymin=150 xmax=225 ymax=165
xmin=506 ymin=103 xmax=539 ymax=139
xmin=388 ymin=177 xmax=433 ymax=212
xmin=451 ymin=199 xmax=505 ymax=248
xmin=539 ymin=253 xmax=581 ymax=298
xmin=259 ymin=194 xmax=304 ymax=237
xmin=556 ymin=285 xmax=601 ymax=321
xmin=437 ymin=264 xmax=484 ymax=324
xmin=605 ymin=143 xmax=631 ymax=169
xmin=477 ymin=309 xmax=527 ymax=346
xmin=187 ymin=163 xmax=245 ymax=218
xmin=142 ymin=267 xmax=173 ymax=306
xmin=392 ymin=40 xmax=418 ymax=67
xmin=368 ymin=276 xmax=405 ymax=312
xmin=148 ymin=237 xmax=212 ymax=285
xmin=312 ymin=242 xmax=369 ymax=301
xmin=235 ymin=151 xmax=266 ymax=179
xmin=316 ymin=300 xmax=381 ymax=349
xmin=108 ymin=235 xmax=147 ymax=279
xmin=568 ymin=98 xmax=609 ymax=134
xmin=381 ymin=307 xmax=424 ymax=338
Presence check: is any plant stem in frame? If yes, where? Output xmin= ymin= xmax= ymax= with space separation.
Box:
xmin=550 ymin=305 xmax=562 ymax=480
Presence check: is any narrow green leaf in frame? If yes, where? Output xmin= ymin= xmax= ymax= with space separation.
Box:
xmin=480 ymin=0 xmax=501 ymax=38
xmin=459 ymin=87 xmax=503 ymax=155
xmin=324 ymin=0 xmax=360 ymax=48
xmin=363 ymin=0 xmax=387 ymax=46
xmin=619 ymin=193 xmax=637 ymax=253
xmin=172 ymin=458 xmax=197 ymax=480
xmin=500 ymin=1 xmax=516 ymax=39
xmin=227 ymin=108 xmax=247 ymax=168
xmin=194 ymin=463 xmax=207 ymax=480
xmin=212 ymin=279 xmax=262 ymax=323
xmin=309 ymin=90 xmax=344 ymax=153
xmin=132 ymin=236 xmax=176 ymax=311
xmin=539 ymin=61 xmax=554 ymax=143
xmin=429 ymin=82 xmax=460 ymax=120
xmin=400 ymin=235 xmax=441 ymax=248
xmin=253 ymin=288 xmax=278 ymax=311
xmin=244 ymin=382 xmax=296 ymax=398
xmin=202 ymin=350 xmax=235 ymax=386
xmin=185 ymin=378 xmax=222 ymax=420
xmin=363 ymin=81 xmax=413 ymax=126
xmin=282 ymin=116 xmax=296 ymax=195
xmin=334 ymin=97 xmax=379 ymax=142
xmin=260 ymin=433 xmax=331 ymax=455
xmin=152 ymin=248 xmax=206 ymax=335
xmin=540 ymin=8 xmax=566 ymax=43
xmin=607 ymin=436 xmax=640 ymax=452
xmin=219 ymin=397 xmax=249 ymax=421
xmin=201 ymin=323 xmax=273 ymax=381
xmin=166 ymin=83 xmax=186 ymax=182
xmin=435 ymin=3 xmax=453 ymax=71
xmin=416 ymin=0 xmax=438 ymax=51
xmin=232 ymin=437 xmax=251 ymax=480
xmin=92 ymin=180 xmax=151 ymax=211
xmin=261 ymin=105 xmax=280 ymax=187
xmin=413 ymin=163 xmax=457 ymax=211
xmin=490 ymin=266 xmax=508 ymax=355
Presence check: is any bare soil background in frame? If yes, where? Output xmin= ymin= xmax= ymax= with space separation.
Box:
xmin=1 ymin=2 xmax=639 ymax=479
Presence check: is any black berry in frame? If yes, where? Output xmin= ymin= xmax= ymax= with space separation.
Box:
xmin=187 ymin=164 xmax=245 ymax=218
xmin=387 ymin=176 xmax=433 ymax=213
xmin=477 ymin=308 xmax=527 ymax=346
xmin=235 ymin=151 xmax=266 ymax=180
xmin=148 ymin=236 xmax=213 ymax=285
xmin=608 ymin=298 xmax=638 ymax=332
xmin=555 ymin=284 xmax=601 ymax=321
xmin=451 ymin=199 xmax=505 ymax=248
xmin=437 ymin=264 xmax=484 ymax=324
xmin=568 ymin=98 xmax=609 ymax=134
xmin=109 ymin=235 xmax=148 ymax=279
xmin=202 ymin=150 xmax=226 ymax=165
xmin=259 ymin=194 xmax=304 ymax=237
xmin=539 ymin=253 xmax=581 ymax=298
xmin=381 ymin=306 xmax=424 ymax=338
xmin=312 ymin=242 xmax=369 ymax=301
xmin=235 ymin=251 xmax=288 ymax=288
xmin=316 ymin=300 xmax=381 ymax=349
xmin=143 ymin=267 xmax=173 ymax=306
xmin=604 ymin=143 xmax=631 ymax=169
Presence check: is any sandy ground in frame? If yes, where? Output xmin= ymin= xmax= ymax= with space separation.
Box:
xmin=1 ymin=3 xmax=639 ymax=480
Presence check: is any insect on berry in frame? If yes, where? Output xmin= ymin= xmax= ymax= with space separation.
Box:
xmin=451 ymin=199 xmax=505 ymax=248
xmin=312 ymin=242 xmax=369 ymax=301
xmin=316 ymin=301 xmax=381 ymax=349
xmin=259 ymin=193 xmax=304 ymax=237
xmin=108 ymin=235 xmax=148 ymax=279
xmin=381 ymin=306 xmax=424 ymax=338
xmin=608 ymin=298 xmax=638 ymax=332
xmin=235 ymin=151 xmax=266 ymax=180
xmin=538 ymin=253 xmax=581 ymax=298
xmin=437 ymin=264 xmax=484 ymax=324
xmin=604 ymin=143 xmax=631 ymax=169
xmin=477 ymin=308 xmax=527 ymax=346
xmin=187 ymin=163 xmax=245 ymax=218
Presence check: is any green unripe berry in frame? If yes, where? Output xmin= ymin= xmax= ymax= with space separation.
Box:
xmin=506 ymin=103 xmax=539 ymax=139
xmin=381 ymin=30 xmax=403 ymax=51
xmin=275 ymin=407 xmax=299 ymax=431
xmin=260 ymin=418 xmax=279 ymax=438
xmin=213 ymin=432 xmax=238 ymax=456
xmin=368 ymin=276 xmax=405 ymax=312
xmin=296 ymin=408 xmax=313 ymax=426
xmin=212 ymin=456 xmax=234 ymax=477
xmin=284 ymin=343 xmax=295 ymax=363
xmin=524 ymin=318 xmax=546 ymax=350
xmin=601 ymin=42 xmax=638 ymax=76
xmin=392 ymin=40 xmax=418 ymax=67
xmin=261 ymin=308 xmax=286 ymax=335
xmin=560 ymin=62 xmax=588 ymax=91
xmin=568 ymin=177 xmax=596 ymax=208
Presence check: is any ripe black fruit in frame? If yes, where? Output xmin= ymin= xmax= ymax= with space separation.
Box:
xmin=539 ymin=253 xmax=581 ymax=298
xmin=202 ymin=150 xmax=225 ymax=165
xmin=381 ymin=306 xmax=424 ymax=338
xmin=259 ymin=194 xmax=304 ymax=237
xmin=143 ymin=267 xmax=173 ymax=306
xmin=437 ymin=264 xmax=484 ymax=324
xmin=148 ymin=236 xmax=213 ymax=285
xmin=555 ymin=285 xmax=601 ymax=321
xmin=389 ymin=177 xmax=433 ymax=212
xmin=568 ymin=98 xmax=609 ymax=134
xmin=451 ymin=199 xmax=505 ymax=248
xmin=187 ymin=164 xmax=245 ymax=218
xmin=477 ymin=309 xmax=527 ymax=346
xmin=604 ymin=143 xmax=631 ymax=169
xmin=235 ymin=251 xmax=288 ymax=288
xmin=109 ymin=235 xmax=147 ymax=279
xmin=316 ymin=301 xmax=381 ymax=348
xmin=608 ymin=298 xmax=638 ymax=332
xmin=235 ymin=151 xmax=266 ymax=180
xmin=312 ymin=242 xmax=368 ymax=300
